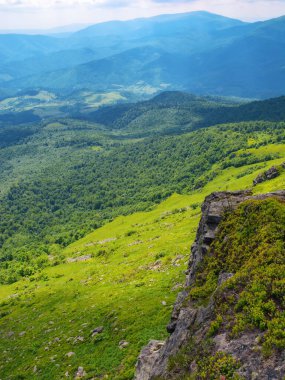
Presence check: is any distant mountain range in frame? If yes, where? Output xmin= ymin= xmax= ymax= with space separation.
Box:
xmin=0 ymin=23 xmax=89 ymax=36
xmin=1 ymin=11 xmax=285 ymax=99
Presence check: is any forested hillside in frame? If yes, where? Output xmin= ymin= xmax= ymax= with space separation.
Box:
xmin=0 ymin=92 xmax=285 ymax=286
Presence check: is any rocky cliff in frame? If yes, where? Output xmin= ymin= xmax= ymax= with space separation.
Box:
xmin=135 ymin=190 xmax=285 ymax=380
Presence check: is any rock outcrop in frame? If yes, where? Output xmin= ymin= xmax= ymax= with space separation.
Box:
xmin=134 ymin=190 xmax=285 ymax=380
xmin=253 ymin=163 xmax=284 ymax=186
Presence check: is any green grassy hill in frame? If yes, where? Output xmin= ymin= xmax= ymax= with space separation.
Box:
xmin=0 ymin=144 xmax=284 ymax=379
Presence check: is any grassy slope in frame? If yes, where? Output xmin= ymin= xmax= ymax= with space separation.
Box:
xmin=0 ymin=141 xmax=284 ymax=379
xmin=0 ymin=90 xmax=128 ymax=118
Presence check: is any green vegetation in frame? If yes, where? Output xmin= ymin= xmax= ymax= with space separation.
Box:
xmin=154 ymin=188 xmax=285 ymax=380
xmin=0 ymin=156 xmax=284 ymax=379
xmin=0 ymin=10 xmax=285 ymax=379
xmin=196 ymin=351 xmax=242 ymax=380
xmin=162 ymin=337 xmax=242 ymax=380
xmin=86 ymin=92 xmax=285 ymax=137
xmin=1 ymin=119 xmax=284 ymax=284
xmin=0 ymin=90 xmax=285 ymax=379
xmin=215 ymin=199 xmax=285 ymax=353
xmin=0 ymin=193 xmax=198 ymax=380
xmin=189 ymin=198 xmax=285 ymax=353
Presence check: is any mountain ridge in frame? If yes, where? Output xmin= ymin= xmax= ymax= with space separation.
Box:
xmin=1 ymin=11 xmax=285 ymax=98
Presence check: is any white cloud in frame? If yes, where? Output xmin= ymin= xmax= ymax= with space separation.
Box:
xmin=0 ymin=0 xmax=285 ymax=29
xmin=0 ymin=0 xmax=124 ymax=7
xmin=0 ymin=0 xmax=119 ymax=10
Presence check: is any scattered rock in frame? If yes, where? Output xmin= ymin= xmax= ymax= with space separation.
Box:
xmin=91 ymin=326 xmax=104 ymax=337
xmin=128 ymin=240 xmax=143 ymax=247
xmin=74 ymin=336 xmax=84 ymax=343
xmin=119 ymin=340 xmax=129 ymax=349
xmin=135 ymin=340 xmax=165 ymax=380
xmin=162 ymin=301 xmax=167 ymax=306
xmin=75 ymin=366 xmax=86 ymax=379
xmin=148 ymin=260 xmax=162 ymax=271
xmin=253 ymin=165 xmax=281 ymax=186
xmin=172 ymin=255 xmax=184 ymax=266
xmin=19 ymin=331 xmax=26 ymax=337
xmin=67 ymin=255 xmax=92 ymax=263
xmin=97 ymin=238 xmax=116 ymax=245
xmin=66 ymin=352 xmax=75 ymax=358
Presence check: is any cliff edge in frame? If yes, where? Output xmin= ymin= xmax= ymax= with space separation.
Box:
xmin=135 ymin=190 xmax=285 ymax=380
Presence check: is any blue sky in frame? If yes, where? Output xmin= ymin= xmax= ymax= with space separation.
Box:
xmin=1 ymin=0 xmax=285 ymax=30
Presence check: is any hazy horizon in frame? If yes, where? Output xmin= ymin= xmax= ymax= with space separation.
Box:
xmin=1 ymin=0 xmax=285 ymax=32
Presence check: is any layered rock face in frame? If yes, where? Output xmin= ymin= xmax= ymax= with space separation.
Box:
xmin=134 ymin=190 xmax=285 ymax=380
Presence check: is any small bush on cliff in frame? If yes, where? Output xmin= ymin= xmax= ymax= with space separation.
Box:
xmin=166 ymin=337 xmax=242 ymax=380
xmin=197 ymin=351 xmax=241 ymax=380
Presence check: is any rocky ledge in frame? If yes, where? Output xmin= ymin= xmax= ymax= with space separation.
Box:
xmin=134 ymin=190 xmax=285 ymax=380
xmin=253 ymin=163 xmax=284 ymax=186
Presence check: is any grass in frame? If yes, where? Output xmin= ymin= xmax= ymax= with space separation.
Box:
xmin=0 ymin=90 xmax=128 ymax=117
xmin=0 ymin=193 xmax=199 ymax=380
xmin=82 ymin=92 xmax=127 ymax=109
xmin=0 ymin=144 xmax=284 ymax=379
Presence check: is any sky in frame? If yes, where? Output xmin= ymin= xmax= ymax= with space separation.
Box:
xmin=1 ymin=0 xmax=285 ymax=31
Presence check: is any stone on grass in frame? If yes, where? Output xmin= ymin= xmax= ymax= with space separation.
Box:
xmin=75 ymin=366 xmax=86 ymax=378
xmin=119 ymin=340 xmax=129 ymax=349
xmin=91 ymin=326 xmax=104 ymax=337
xmin=66 ymin=352 xmax=75 ymax=358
